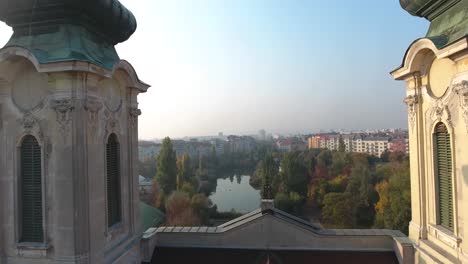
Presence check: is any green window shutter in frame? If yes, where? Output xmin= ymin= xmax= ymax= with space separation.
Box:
xmin=435 ymin=123 xmax=453 ymax=230
xmin=107 ymin=134 xmax=121 ymax=227
xmin=20 ymin=135 xmax=43 ymax=243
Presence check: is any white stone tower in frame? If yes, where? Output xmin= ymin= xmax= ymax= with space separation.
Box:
xmin=0 ymin=1 xmax=149 ymax=263
xmin=392 ymin=0 xmax=468 ymax=262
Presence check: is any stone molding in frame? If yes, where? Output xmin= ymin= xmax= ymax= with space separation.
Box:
xmin=428 ymin=224 xmax=461 ymax=250
xmin=454 ymin=80 xmax=468 ymax=133
xmin=128 ymin=107 xmax=141 ymax=127
xmin=404 ymin=95 xmax=419 ymax=130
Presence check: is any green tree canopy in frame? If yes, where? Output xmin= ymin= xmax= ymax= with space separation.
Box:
xmin=321 ymin=192 xmax=354 ymax=228
xmin=176 ymin=154 xmax=193 ymax=190
xmin=338 ymin=135 xmax=346 ymax=152
xmin=281 ymin=152 xmax=308 ymax=197
xmin=156 ymin=137 xmax=177 ymax=195
xmin=261 ymin=154 xmax=278 ymax=199
xmin=374 ymin=161 xmax=411 ymax=234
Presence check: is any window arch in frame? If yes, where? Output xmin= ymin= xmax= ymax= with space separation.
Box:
xmin=20 ymin=135 xmax=43 ymax=242
xmin=434 ymin=122 xmax=453 ymax=230
xmin=106 ymin=133 xmax=121 ymax=227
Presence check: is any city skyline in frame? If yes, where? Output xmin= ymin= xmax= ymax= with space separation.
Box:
xmin=0 ymin=0 xmax=428 ymax=139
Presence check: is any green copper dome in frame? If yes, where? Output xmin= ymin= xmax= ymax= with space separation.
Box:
xmin=399 ymin=0 xmax=468 ymax=48
xmin=0 ymin=0 xmax=138 ymax=70
xmin=0 ymin=0 xmax=136 ymax=44
xmin=399 ymin=0 xmax=463 ymax=20
xmin=400 ymin=0 xmax=433 ymax=17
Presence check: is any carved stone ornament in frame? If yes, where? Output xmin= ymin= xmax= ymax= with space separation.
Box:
xmin=455 ymin=80 xmax=468 ymax=133
xmin=129 ymin=107 xmax=141 ymax=126
xmin=431 ymin=100 xmax=451 ymax=127
xmin=84 ymin=98 xmax=103 ymax=124
xmin=19 ymin=112 xmax=44 ymax=143
xmin=404 ymin=95 xmax=418 ymax=129
xmin=51 ymin=99 xmax=74 ymax=133
xmin=22 ymin=112 xmax=37 ymax=131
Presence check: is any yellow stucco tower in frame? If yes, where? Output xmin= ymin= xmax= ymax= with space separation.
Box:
xmin=392 ymin=0 xmax=468 ymax=262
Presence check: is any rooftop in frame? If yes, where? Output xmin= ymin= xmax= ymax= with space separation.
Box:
xmin=141 ymin=201 xmax=412 ymax=263
xmin=0 ymin=0 xmax=137 ymax=70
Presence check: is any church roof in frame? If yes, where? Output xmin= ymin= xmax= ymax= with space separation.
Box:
xmin=0 ymin=0 xmax=137 ymax=70
xmin=0 ymin=0 xmax=136 ymax=44
xmin=141 ymin=204 xmax=411 ymax=263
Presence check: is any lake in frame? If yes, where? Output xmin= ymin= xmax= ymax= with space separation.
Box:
xmin=209 ymin=175 xmax=261 ymax=213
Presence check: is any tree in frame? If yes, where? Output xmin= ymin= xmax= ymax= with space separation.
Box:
xmin=261 ymin=154 xmax=278 ymax=199
xmin=274 ymin=192 xmax=303 ymax=216
xmin=156 ymin=137 xmax=177 ymax=195
xmin=317 ymin=149 xmax=333 ymax=169
xmin=338 ymin=135 xmax=346 ymax=152
xmin=191 ymin=193 xmax=212 ymax=225
xmin=321 ymin=192 xmax=354 ymax=228
xmin=176 ymin=154 xmax=193 ymax=190
xmin=345 ymin=164 xmax=378 ymax=227
xmin=281 ymin=152 xmax=308 ymax=197
xmin=138 ymin=158 xmax=157 ymax=178
xmin=330 ymin=151 xmax=351 ymax=177
xmin=165 ymin=191 xmax=200 ymax=226
xmin=374 ymin=161 xmax=411 ymax=234
xmin=275 ymin=192 xmax=290 ymax=212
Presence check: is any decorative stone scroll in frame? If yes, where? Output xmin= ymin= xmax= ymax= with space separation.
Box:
xmin=51 ymin=99 xmax=74 ymax=133
xmin=455 ymin=80 xmax=468 ymax=133
xmin=404 ymin=95 xmax=419 ymax=129
xmin=22 ymin=112 xmax=38 ymax=131
xmin=84 ymin=98 xmax=103 ymax=125
xmin=19 ymin=112 xmax=47 ymax=155
xmin=128 ymin=107 xmax=141 ymax=127
xmin=104 ymin=109 xmax=121 ymax=139
xmin=430 ymin=99 xmax=452 ymax=127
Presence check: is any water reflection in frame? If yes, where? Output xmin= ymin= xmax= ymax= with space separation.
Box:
xmin=209 ymin=175 xmax=261 ymax=213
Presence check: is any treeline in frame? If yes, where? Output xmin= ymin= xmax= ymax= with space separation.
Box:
xmin=146 ymin=137 xmax=272 ymax=226
xmin=150 ymin=137 xmax=213 ymax=226
xmin=251 ymin=148 xmax=411 ymax=234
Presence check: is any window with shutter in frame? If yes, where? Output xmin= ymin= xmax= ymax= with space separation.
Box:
xmin=20 ymin=135 xmax=43 ymax=243
xmin=106 ymin=133 xmax=121 ymax=227
xmin=434 ymin=122 xmax=453 ymax=230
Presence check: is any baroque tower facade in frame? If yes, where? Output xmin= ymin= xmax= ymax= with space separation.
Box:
xmin=0 ymin=1 xmax=149 ymax=263
xmin=392 ymin=0 xmax=468 ymax=262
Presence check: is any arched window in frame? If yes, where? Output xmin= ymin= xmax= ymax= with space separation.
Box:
xmin=20 ymin=135 xmax=43 ymax=242
xmin=434 ymin=122 xmax=453 ymax=230
xmin=106 ymin=133 xmax=121 ymax=227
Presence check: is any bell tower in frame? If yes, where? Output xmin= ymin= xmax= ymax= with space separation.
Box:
xmin=392 ymin=0 xmax=468 ymax=262
xmin=0 ymin=1 xmax=149 ymax=263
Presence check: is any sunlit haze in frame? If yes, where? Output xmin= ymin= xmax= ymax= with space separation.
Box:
xmin=0 ymin=0 xmax=428 ymax=139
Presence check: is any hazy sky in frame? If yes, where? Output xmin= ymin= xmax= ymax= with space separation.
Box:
xmin=0 ymin=1 xmax=428 ymax=139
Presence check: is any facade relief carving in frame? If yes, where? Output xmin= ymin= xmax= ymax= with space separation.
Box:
xmin=430 ymin=99 xmax=452 ymax=128
xmin=404 ymin=95 xmax=419 ymax=129
xmin=455 ymin=80 xmax=468 ymax=133
xmin=51 ymin=99 xmax=74 ymax=134
xmin=22 ymin=112 xmax=38 ymax=131
xmin=104 ymin=109 xmax=121 ymax=139
xmin=85 ymin=98 xmax=103 ymax=142
xmin=18 ymin=112 xmax=49 ymax=158
xmin=128 ymin=107 xmax=141 ymax=127
xmin=84 ymin=98 xmax=103 ymax=126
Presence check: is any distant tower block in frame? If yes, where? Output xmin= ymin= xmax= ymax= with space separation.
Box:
xmin=392 ymin=0 xmax=468 ymax=263
xmin=0 ymin=1 xmax=150 ymax=263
